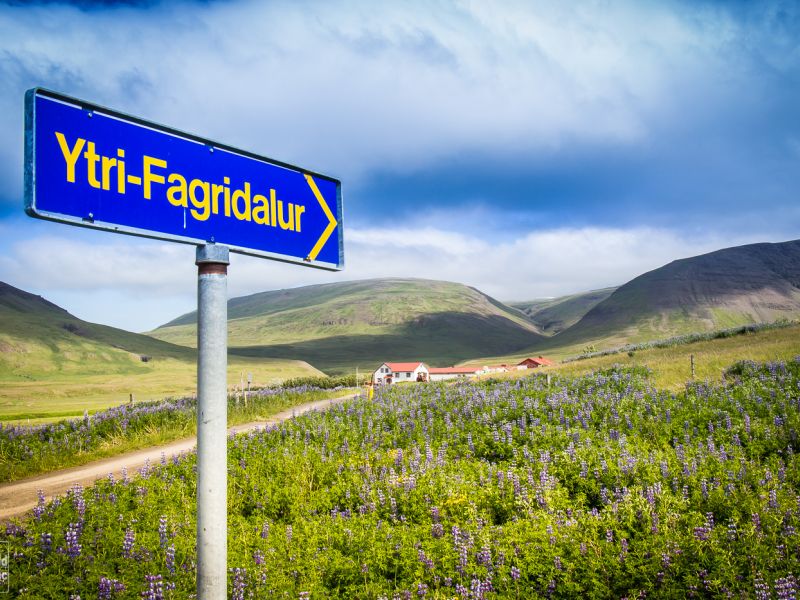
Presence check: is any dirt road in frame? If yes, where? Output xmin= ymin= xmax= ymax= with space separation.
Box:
xmin=0 ymin=392 xmax=358 ymax=521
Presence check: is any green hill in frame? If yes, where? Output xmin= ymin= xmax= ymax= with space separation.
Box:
xmin=484 ymin=239 xmax=800 ymax=362
xmin=0 ymin=282 xmax=321 ymax=420
xmin=151 ymin=278 xmax=544 ymax=374
xmin=510 ymin=287 xmax=617 ymax=335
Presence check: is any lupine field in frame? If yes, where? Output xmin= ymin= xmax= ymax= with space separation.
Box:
xmin=0 ymin=385 xmax=349 ymax=482
xmin=2 ymin=359 xmax=799 ymax=598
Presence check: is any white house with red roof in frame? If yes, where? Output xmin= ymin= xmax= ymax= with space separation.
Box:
xmin=373 ymin=362 xmax=429 ymax=385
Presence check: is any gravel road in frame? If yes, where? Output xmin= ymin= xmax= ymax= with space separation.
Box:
xmin=0 ymin=392 xmax=358 ymax=521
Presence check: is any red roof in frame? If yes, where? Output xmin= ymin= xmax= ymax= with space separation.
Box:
xmin=518 ymin=356 xmax=556 ymax=367
xmin=384 ymin=362 xmax=426 ymax=372
xmin=429 ymin=366 xmax=483 ymax=374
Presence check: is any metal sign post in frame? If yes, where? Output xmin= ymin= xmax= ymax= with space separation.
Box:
xmin=195 ymin=244 xmax=229 ymax=599
xmin=24 ymin=88 xmax=344 ymax=599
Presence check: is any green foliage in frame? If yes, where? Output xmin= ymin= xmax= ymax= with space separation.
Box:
xmin=277 ymin=374 xmax=358 ymax=389
xmin=0 ymin=387 xmax=347 ymax=482
xmin=3 ymin=359 xmax=800 ymax=598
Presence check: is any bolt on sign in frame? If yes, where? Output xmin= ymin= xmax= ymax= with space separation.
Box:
xmin=25 ymin=88 xmax=343 ymax=269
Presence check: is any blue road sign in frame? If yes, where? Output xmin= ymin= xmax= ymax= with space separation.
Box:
xmin=25 ymin=88 xmax=343 ymax=270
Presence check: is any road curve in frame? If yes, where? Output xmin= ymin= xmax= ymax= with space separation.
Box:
xmin=0 ymin=392 xmax=359 ymax=521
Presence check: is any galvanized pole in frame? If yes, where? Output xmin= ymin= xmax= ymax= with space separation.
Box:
xmin=195 ymin=244 xmax=230 ymax=600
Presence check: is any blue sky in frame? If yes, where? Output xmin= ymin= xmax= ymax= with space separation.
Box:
xmin=0 ymin=0 xmax=798 ymax=331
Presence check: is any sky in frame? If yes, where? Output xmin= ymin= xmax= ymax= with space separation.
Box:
xmin=0 ymin=0 xmax=798 ymax=332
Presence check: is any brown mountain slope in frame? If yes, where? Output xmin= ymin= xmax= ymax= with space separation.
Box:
xmin=549 ymin=239 xmax=800 ymax=347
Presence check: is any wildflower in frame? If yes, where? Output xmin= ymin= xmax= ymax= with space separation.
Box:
xmin=166 ymin=545 xmax=176 ymax=574
xmin=122 ymin=528 xmax=135 ymax=558
xmin=775 ymin=575 xmax=797 ymax=600
xmin=98 ymin=576 xmax=125 ymax=599
xmin=158 ymin=516 xmax=168 ymax=548
xmin=65 ymin=522 xmax=81 ymax=559
xmin=231 ymin=568 xmax=247 ymax=600
xmin=141 ymin=574 xmax=163 ymax=600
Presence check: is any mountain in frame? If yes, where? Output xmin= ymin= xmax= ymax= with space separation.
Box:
xmin=151 ymin=279 xmax=545 ymax=374
xmin=510 ymin=287 xmax=617 ymax=335
xmin=0 ymin=281 xmax=195 ymax=375
xmin=543 ymin=239 xmax=800 ymax=349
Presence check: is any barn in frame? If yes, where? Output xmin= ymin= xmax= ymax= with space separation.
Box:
xmin=517 ymin=356 xmax=556 ymax=369
xmin=428 ymin=366 xmax=487 ymax=381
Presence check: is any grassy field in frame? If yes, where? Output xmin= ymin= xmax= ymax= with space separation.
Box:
xmin=0 ymin=282 xmax=323 ymax=422
xmin=0 ymin=356 xmax=323 ymax=423
xmin=475 ymin=322 xmax=800 ymax=390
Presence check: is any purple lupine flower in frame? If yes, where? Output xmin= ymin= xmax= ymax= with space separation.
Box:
xmin=40 ymin=532 xmax=53 ymax=553
xmin=477 ymin=546 xmax=492 ymax=567
xmin=775 ymin=575 xmax=797 ymax=600
xmin=431 ymin=523 xmax=444 ymax=539
xmin=253 ymin=549 xmax=264 ymax=566
xmin=752 ymin=512 xmax=762 ymax=532
xmin=141 ymin=574 xmax=163 ymax=600
xmin=98 ymin=576 xmax=125 ymax=599
xmin=65 ymin=522 xmax=81 ymax=559
xmin=166 ymin=545 xmax=176 ymax=574
xmin=554 ymin=555 xmax=563 ymax=571
xmin=754 ymin=573 xmax=770 ymax=600
xmin=286 ymin=525 xmax=293 ymax=543
xmin=33 ymin=489 xmax=46 ymax=521
xmin=417 ymin=549 xmax=434 ymax=571
xmin=122 ymin=528 xmax=135 ymax=558
xmin=510 ymin=566 xmax=521 ymax=581
xmin=416 ymin=582 xmax=428 ymax=597
xmin=260 ymin=522 xmax=269 ymax=539
xmin=471 ymin=578 xmax=485 ymax=600
xmin=158 ymin=516 xmax=168 ymax=548
xmin=231 ymin=568 xmax=247 ymax=600
xmin=769 ymin=489 xmax=778 ymax=509
xmin=69 ymin=484 xmax=86 ymax=519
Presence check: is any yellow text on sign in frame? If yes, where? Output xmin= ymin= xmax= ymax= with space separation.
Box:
xmin=55 ymin=132 xmax=308 ymax=232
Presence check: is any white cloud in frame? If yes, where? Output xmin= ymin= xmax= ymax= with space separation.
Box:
xmin=0 ymin=0 xmax=750 ymax=202
xmin=0 ymin=224 xmax=773 ymax=332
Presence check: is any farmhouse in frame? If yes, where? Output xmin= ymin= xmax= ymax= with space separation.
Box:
xmin=372 ymin=356 xmax=557 ymax=385
xmin=517 ymin=356 xmax=556 ymax=368
xmin=373 ymin=362 xmax=429 ymax=385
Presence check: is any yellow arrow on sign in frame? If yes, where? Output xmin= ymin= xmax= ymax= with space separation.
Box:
xmin=304 ymin=174 xmax=338 ymax=262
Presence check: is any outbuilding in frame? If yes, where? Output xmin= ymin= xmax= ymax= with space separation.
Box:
xmin=517 ymin=356 xmax=556 ymax=369
xmin=428 ymin=366 xmax=487 ymax=381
